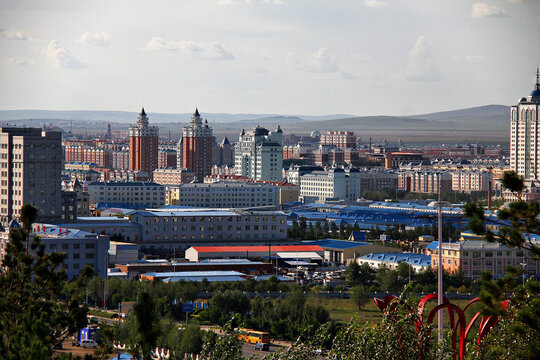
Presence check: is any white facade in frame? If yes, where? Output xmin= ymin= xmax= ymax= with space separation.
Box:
xmin=299 ymin=168 xmax=361 ymax=202
xmin=235 ymin=126 xmax=283 ymax=181
xmin=510 ymin=69 xmax=540 ymax=180
xmin=87 ymin=182 xmax=166 ymax=208
xmin=166 ymin=181 xmax=280 ymax=208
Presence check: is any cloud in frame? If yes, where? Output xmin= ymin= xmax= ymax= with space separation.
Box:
xmin=2 ymin=29 xmax=31 ymax=40
xmin=453 ymin=55 xmax=486 ymax=63
xmin=471 ymin=3 xmax=509 ymax=18
xmin=43 ymin=40 xmax=87 ymax=69
xmin=289 ymin=48 xmax=338 ymax=73
xmin=289 ymin=48 xmax=368 ymax=79
xmin=405 ymin=36 xmax=443 ymax=81
xmin=144 ymin=37 xmax=235 ymax=60
xmin=6 ymin=57 xmax=36 ymax=66
xmin=217 ymin=0 xmax=252 ymax=4
xmin=263 ymin=0 xmax=282 ymax=4
xmin=364 ymin=0 xmax=387 ymax=7
xmin=77 ymin=32 xmax=110 ymax=46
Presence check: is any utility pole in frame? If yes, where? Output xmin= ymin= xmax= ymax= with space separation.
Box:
xmin=436 ymin=184 xmax=444 ymax=343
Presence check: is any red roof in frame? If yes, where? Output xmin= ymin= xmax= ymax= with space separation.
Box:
xmin=192 ymin=245 xmax=323 ymax=253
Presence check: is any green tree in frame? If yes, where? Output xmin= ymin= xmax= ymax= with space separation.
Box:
xmin=350 ymin=285 xmax=369 ymax=310
xmin=130 ymin=292 xmax=159 ymax=360
xmin=0 ymin=204 xmax=90 ymax=359
xmin=465 ymin=171 xmax=540 ymax=259
xmin=180 ymin=323 xmax=203 ymax=356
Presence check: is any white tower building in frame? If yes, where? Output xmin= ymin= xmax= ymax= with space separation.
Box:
xmin=235 ymin=125 xmax=283 ymax=181
xmin=510 ymin=68 xmax=540 ymax=180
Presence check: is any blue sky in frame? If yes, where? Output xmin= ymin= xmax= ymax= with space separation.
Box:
xmin=0 ymin=0 xmax=539 ymax=116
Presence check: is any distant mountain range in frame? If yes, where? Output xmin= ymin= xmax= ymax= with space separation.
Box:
xmin=0 ymin=109 xmax=351 ymax=124
xmin=0 ymin=104 xmax=510 ymax=144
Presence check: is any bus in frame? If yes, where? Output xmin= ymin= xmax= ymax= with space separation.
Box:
xmin=235 ymin=328 xmax=271 ymax=344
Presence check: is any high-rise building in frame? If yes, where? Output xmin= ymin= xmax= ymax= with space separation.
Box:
xmin=129 ymin=108 xmax=159 ymax=177
xmin=177 ymin=109 xmax=214 ymax=182
xmin=235 ymin=125 xmax=283 ymax=181
xmin=510 ymin=68 xmax=540 ymax=181
xmin=0 ymin=127 xmax=62 ymax=227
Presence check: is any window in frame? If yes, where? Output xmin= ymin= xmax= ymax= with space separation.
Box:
xmin=85 ymin=243 xmax=95 ymax=249
xmin=85 ymin=253 xmax=94 ymax=259
xmin=73 ymin=253 xmax=80 ymax=259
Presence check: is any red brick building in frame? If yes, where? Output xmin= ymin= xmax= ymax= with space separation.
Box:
xmin=129 ymin=108 xmax=159 ymax=177
xmin=177 ymin=109 xmax=213 ymax=182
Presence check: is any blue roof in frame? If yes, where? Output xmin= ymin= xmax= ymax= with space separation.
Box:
xmin=303 ymin=239 xmax=370 ymax=250
xmin=426 ymin=241 xmax=439 ymax=250
xmin=361 ymin=252 xmax=431 ymax=267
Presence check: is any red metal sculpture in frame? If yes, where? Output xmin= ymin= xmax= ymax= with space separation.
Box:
xmin=373 ymin=294 xmax=507 ymax=360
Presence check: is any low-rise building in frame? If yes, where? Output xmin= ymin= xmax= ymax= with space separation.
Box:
xmin=30 ymin=224 xmax=109 ymax=279
xmin=87 ymin=182 xmax=166 ymax=209
xmin=185 ymin=244 xmax=323 ymax=262
xmin=130 ymin=209 xmax=288 ymax=246
xmin=357 ymin=252 xmax=432 ymax=272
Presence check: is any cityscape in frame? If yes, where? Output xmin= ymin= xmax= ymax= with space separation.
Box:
xmin=0 ymin=1 xmax=539 ymax=360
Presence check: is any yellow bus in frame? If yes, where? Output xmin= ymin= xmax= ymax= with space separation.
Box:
xmin=235 ymin=328 xmax=271 ymax=344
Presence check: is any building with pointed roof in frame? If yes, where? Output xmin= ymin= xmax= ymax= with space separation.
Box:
xmin=129 ymin=108 xmax=159 ymax=177
xmin=177 ymin=108 xmax=214 ymax=182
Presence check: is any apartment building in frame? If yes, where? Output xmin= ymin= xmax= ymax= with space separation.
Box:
xmin=0 ymin=127 xmax=62 ymax=227
xmin=428 ymin=240 xmax=539 ymax=279
xmin=166 ymin=182 xmax=280 ymax=208
xmin=235 ymin=125 xmax=283 ymax=181
xmin=299 ymin=168 xmax=361 ymax=202
xmin=87 ymin=182 xmax=166 ymax=208
xmin=320 ymin=131 xmax=356 ymax=148
xmin=450 ymin=170 xmax=492 ymax=193
xmin=153 ymin=168 xmax=195 ymax=185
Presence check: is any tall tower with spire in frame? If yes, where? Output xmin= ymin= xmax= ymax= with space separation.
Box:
xmin=177 ymin=108 xmax=214 ymax=182
xmin=129 ymin=107 xmax=159 ymax=177
xmin=510 ymin=67 xmax=540 ymax=181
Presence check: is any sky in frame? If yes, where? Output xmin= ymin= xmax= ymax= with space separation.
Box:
xmin=0 ymin=0 xmax=539 ymax=117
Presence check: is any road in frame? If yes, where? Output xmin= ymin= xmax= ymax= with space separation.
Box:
xmin=242 ymin=342 xmax=282 ymax=359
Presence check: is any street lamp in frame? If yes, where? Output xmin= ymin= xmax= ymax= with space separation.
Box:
xmin=433 ymin=185 xmax=451 ymax=343
xmin=519 ymin=260 xmax=527 ymax=287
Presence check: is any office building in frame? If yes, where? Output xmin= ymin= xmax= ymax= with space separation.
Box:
xmin=235 ymin=125 xmax=283 ymax=181
xmin=129 ymin=108 xmax=159 ymax=176
xmin=177 ymin=109 xmax=214 ymax=182
xmin=0 ymin=127 xmax=62 ymax=227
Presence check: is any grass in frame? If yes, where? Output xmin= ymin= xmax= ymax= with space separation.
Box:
xmin=308 ymin=295 xmax=485 ymax=331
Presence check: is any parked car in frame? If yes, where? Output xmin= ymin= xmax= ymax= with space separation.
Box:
xmin=254 ymin=343 xmax=269 ymax=351
xmin=81 ymin=339 xmax=98 ymax=349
